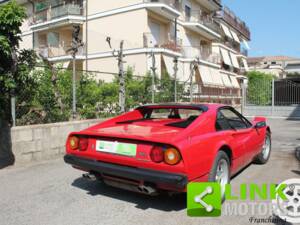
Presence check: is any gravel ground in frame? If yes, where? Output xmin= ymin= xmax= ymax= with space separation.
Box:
xmin=0 ymin=118 xmax=299 ymax=225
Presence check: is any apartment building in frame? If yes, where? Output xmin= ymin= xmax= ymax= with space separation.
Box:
xmin=14 ymin=0 xmax=251 ymax=105
xmin=248 ymin=56 xmax=300 ymax=79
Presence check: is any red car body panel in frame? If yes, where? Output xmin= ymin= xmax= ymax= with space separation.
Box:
xmin=64 ymin=104 xmax=269 ymax=192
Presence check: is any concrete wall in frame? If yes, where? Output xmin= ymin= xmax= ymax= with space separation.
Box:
xmin=244 ymin=106 xmax=300 ymax=118
xmin=11 ymin=119 xmax=102 ymax=165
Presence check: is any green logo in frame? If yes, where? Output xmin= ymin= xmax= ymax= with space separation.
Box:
xmin=187 ymin=182 xmax=222 ymax=217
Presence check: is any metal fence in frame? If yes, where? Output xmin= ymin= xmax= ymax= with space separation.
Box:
xmin=243 ymin=78 xmax=300 ymax=118
xmin=11 ymin=66 xmax=243 ymax=126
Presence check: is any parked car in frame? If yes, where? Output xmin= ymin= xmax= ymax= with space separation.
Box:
xmin=64 ymin=104 xmax=271 ymax=196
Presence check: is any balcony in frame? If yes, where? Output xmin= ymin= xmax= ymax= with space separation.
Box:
xmin=143 ymin=0 xmax=180 ymax=19
xmin=181 ymin=11 xmax=221 ymax=40
xmin=194 ymin=0 xmax=222 ymax=11
xmin=143 ymin=32 xmax=182 ymax=52
xmin=37 ymin=44 xmax=85 ymax=59
xmin=31 ymin=2 xmax=84 ymax=30
xmin=181 ymin=46 xmax=221 ymax=64
xmin=215 ymin=6 xmax=250 ymax=40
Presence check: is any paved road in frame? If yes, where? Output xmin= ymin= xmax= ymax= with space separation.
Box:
xmin=0 ymin=118 xmax=299 ymax=225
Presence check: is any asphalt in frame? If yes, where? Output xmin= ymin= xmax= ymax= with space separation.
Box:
xmin=0 ymin=118 xmax=299 ymax=225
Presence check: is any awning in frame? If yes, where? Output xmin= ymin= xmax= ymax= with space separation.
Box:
xmin=229 ymin=75 xmax=240 ymax=88
xmin=221 ymin=73 xmax=233 ymax=88
xmin=220 ymin=23 xmax=233 ymax=39
xmin=198 ymin=65 xmax=213 ymax=86
xmin=230 ymin=29 xmax=240 ymax=43
xmin=209 ymin=68 xmax=224 ymax=87
xmin=229 ymin=52 xmax=240 ymax=69
xmin=198 ymin=66 xmax=225 ymax=87
xmin=162 ymin=55 xmax=175 ymax=76
xmin=241 ymin=58 xmax=249 ymax=71
xmin=242 ymin=39 xmax=250 ymax=50
xmin=220 ymin=48 xmax=232 ymax=66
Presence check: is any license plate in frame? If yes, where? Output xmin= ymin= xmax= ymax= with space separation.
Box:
xmin=96 ymin=140 xmax=137 ymax=157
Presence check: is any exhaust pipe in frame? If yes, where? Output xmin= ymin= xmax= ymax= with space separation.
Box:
xmin=82 ymin=172 xmax=97 ymax=181
xmin=138 ymin=185 xmax=158 ymax=196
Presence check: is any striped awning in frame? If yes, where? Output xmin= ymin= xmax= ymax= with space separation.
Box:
xmin=220 ymin=48 xmax=232 ymax=66
xmin=220 ymin=23 xmax=233 ymax=39
xmin=230 ymin=52 xmax=240 ymax=69
xmin=230 ymin=29 xmax=240 ymax=43
xmin=242 ymin=58 xmax=249 ymax=71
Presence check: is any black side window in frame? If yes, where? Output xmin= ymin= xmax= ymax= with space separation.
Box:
xmin=216 ymin=111 xmax=232 ymax=131
xmin=216 ymin=108 xmax=250 ymax=131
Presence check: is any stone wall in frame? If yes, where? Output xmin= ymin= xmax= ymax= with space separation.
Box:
xmin=11 ymin=119 xmax=102 ymax=165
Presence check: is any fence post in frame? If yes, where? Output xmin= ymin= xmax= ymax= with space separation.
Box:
xmin=173 ymin=57 xmax=178 ymax=103
xmin=189 ymin=62 xmax=195 ymax=103
xmin=241 ymin=82 xmax=246 ymax=115
xmin=117 ymin=40 xmax=125 ymax=113
xmin=150 ymin=51 xmax=156 ymax=104
xmin=11 ymin=97 xmax=16 ymax=127
xmin=271 ymin=79 xmax=275 ymax=116
xmin=72 ymin=56 xmax=77 ymax=119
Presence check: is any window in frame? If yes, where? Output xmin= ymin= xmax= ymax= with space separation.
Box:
xmin=185 ymin=5 xmax=191 ymax=20
xmin=47 ymin=32 xmax=60 ymax=47
xmin=216 ymin=108 xmax=251 ymax=131
xmin=144 ymin=108 xmax=202 ymax=120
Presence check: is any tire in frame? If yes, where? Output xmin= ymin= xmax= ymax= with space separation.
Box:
xmin=208 ymin=151 xmax=230 ymax=201
xmin=253 ymin=131 xmax=271 ymax=164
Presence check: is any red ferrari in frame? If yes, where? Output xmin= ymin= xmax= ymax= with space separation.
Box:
xmin=64 ymin=104 xmax=271 ymax=195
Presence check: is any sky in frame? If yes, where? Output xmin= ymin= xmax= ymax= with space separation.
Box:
xmin=222 ymin=0 xmax=300 ymax=58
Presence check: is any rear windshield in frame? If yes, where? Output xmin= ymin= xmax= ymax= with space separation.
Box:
xmin=142 ymin=108 xmax=203 ymax=128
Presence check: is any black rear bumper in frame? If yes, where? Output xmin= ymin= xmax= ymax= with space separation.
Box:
xmin=64 ymin=154 xmax=187 ymax=189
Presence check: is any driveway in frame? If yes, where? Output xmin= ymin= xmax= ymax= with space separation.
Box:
xmin=0 ymin=118 xmax=299 ymax=225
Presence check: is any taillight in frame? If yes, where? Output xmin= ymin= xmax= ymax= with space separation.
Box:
xmin=164 ymin=148 xmax=181 ymax=165
xmin=150 ymin=146 xmax=164 ymax=163
xmin=79 ymin=138 xmax=88 ymax=151
xmin=69 ymin=136 xmax=79 ymax=150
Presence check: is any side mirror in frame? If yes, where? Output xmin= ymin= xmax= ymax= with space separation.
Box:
xmin=253 ymin=117 xmax=267 ymax=129
xmin=254 ymin=121 xmax=267 ymax=129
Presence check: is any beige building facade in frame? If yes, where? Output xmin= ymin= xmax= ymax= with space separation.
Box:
xmin=16 ymin=0 xmax=251 ymax=105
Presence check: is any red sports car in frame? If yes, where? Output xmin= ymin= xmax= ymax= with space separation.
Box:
xmin=64 ymin=104 xmax=271 ymax=195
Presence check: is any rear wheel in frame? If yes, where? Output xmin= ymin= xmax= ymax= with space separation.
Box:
xmin=208 ymin=151 xmax=230 ymax=200
xmin=253 ymin=132 xmax=271 ymax=164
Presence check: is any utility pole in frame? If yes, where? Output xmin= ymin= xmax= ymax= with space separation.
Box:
xmin=69 ymin=25 xmax=84 ymax=119
xmin=174 ymin=18 xmax=178 ymax=103
xmin=118 ymin=40 xmax=125 ymax=113
xmin=150 ymin=51 xmax=156 ymax=103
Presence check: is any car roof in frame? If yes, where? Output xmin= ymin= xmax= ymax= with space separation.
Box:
xmin=135 ymin=103 xmax=226 ymax=112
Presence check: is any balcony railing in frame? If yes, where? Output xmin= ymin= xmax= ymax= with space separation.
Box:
xmin=143 ymin=32 xmax=182 ymax=52
xmin=36 ymin=44 xmax=85 ymax=58
xmin=143 ymin=0 xmax=180 ymax=10
xmin=185 ymin=11 xmax=220 ymax=33
xmin=181 ymin=46 xmax=221 ymax=64
xmin=215 ymin=7 xmax=250 ymax=40
xmin=33 ymin=3 xmax=83 ymax=25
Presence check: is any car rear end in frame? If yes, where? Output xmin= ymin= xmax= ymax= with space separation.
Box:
xmin=64 ymin=131 xmax=188 ymax=195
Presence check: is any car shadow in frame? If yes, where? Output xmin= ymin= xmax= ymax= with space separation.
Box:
xmin=71 ymin=177 xmax=186 ymax=212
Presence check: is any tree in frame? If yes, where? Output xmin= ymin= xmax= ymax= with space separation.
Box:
xmin=0 ymin=1 xmax=37 ymax=168
xmin=246 ymin=71 xmax=274 ymax=106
